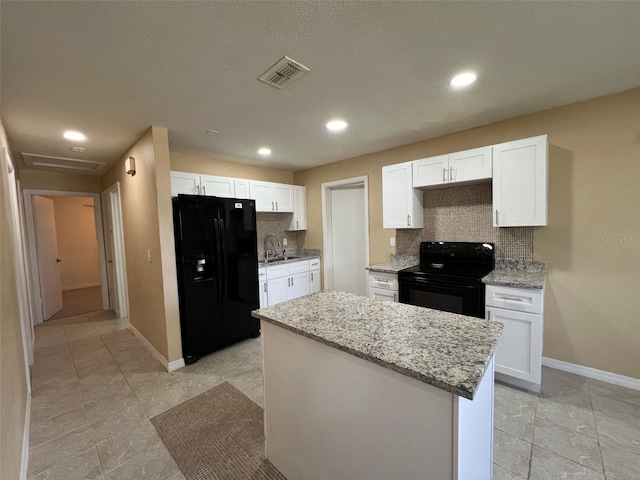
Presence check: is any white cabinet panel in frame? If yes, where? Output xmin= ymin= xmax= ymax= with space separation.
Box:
xmin=171 ymin=171 xmax=200 ymax=196
xmin=259 ymin=268 xmax=267 ymax=308
xmin=492 ymin=135 xmax=548 ymax=227
xmin=309 ymin=270 xmax=321 ymax=294
xmin=369 ymin=286 xmax=397 ymax=302
xmin=201 ymin=175 xmax=235 ymax=198
xmin=448 ymin=146 xmax=492 ymax=183
xmin=486 ymin=285 xmax=543 ymax=314
xmin=367 ymin=271 xmax=398 ymax=302
xmin=382 ymin=162 xmax=423 ymax=229
xmin=413 ymin=155 xmax=448 ymax=187
xmin=287 ymin=186 xmax=307 ymax=231
xmin=267 ymin=276 xmax=289 ymax=306
xmin=273 ymin=183 xmax=294 ymax=212
xmin=234 ymin=179 xmax=249 ymax=199
xmin=290 ymin=272 xmax=310 ymax=299
xmin=249 ymin=181 xmax=274 ymax=212
xmin=487 ymin=307 xmax=542 ymax=384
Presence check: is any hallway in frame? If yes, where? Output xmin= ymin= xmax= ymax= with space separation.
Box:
xmin=49 ymin=286 xmax=103 ymax=320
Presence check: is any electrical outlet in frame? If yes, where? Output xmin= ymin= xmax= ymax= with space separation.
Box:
xmin=389 ymin=237 xmax=396 ymax=247
xmin=283 ymin=238 xmax=288 ymax=246
xmin=147 ymin=249 xmax=152 ymax=263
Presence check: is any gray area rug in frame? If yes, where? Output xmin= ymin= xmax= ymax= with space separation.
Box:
xmin=151 ymin=382 xmax=286 ymax=480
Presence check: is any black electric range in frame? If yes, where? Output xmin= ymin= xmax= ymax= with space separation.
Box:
xmin=398 ymin=242 xmax=495 ymax=318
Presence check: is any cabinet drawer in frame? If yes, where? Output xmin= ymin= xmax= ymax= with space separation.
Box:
xmin=266 ymin=264 xmax=290 ymax=279
xmin=368 ymin=271 xmax=398 ymax=291
xmin=309 ymin=258 xmax=320 ymax=271
xmin=369 ymin=286 xmax=398 ymax=302
xmin=289 ymin=260 xmax=309 ymax=274
xmin=485 ymin=285 xmax=543 ymax=314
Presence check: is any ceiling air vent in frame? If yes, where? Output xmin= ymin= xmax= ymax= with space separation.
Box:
xmin=22 ymin=153 xmax=107 ymax=174
xmin=258 ymin=56 xmax=310 ymax=90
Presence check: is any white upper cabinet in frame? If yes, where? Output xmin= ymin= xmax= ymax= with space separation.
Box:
xmin=171 ymin=171 xmax=200 ymax=196
xmin=492 ymin=135 xmax=548 ymax=227
xmin=234 ymin=179 xmax=249 ymax=199
xmin=249 ymin=181 xmax=294 ymax=212
xmin=413 ymin=155 xmax=449 ymax=187
xmin=413 ymin=147 xmax=492 ymax=188
xmin=200 ymin=175 xmax=235 ymax=198
xmin=287 ymin=186 xmax=307 ymax=231
xmin=449 ymin=146 xmax=492 ymax=183
xmin=382 ymin=161 xmax=423 ymax=229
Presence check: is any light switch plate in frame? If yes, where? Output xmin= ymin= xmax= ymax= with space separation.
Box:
xmin=389 ymin=237 xmax=396 ymax=247
xmin=147 ymin=249 xmax=152 ymax=263
xmin=283 ymin=238 xmax=288 ymax=246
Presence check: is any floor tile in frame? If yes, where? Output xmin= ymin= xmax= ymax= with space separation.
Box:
xmin=31 ymin=376 xmax=82 ymax=402
xmin=536 ymin=397 xmax=597 ymax=437
xmin=493 ymin=463 xmax=527 ymax=479
xmin=495 ymin=383 xmax=538 ymax=416
xmin=96 ymin=420 xmax=162 ymax=474
xmin=237 ymin=348 xmax=263 ymax=369
xmin=102 ymin=442 xmax=179 ymax=480
xmin=30 ymin=447 xmax=103 ymax=480
xmin=599 ymin=436 xmax=640 ymax=480
xmin=90 ymin=401 xmax=148 ymax=444
xmin=529 ymin=445 xmax=604 ymax=480
xmin=28 ymin=426 xmax=95 ymax=477
xmin=31 ymin=388 xmax=85 ymax=420
xmin=588 ymin=380 xmax=640 ymax=408
xmin=30 ymin=405 xmax=89 ymax=448
xmin=532 ymin=418 xmax=603 ymax=473
xmin=495 ymin=401 xmax=535 ymax=442
xmin=593 ymin=408 xmax=640 ymax=452
xmin=493 ymin=429 xmax=532 ymax=478
xmin=170 ymin=370 xmax=225 ymax=397
xmin=85 ymin=392 xmax=142 ymax=422
xmin=226 ymin=367 xmax=264 ymax=397
xmin=80 ymin=376 xmax=133 ymax=404
xmin=76 ymin=362 xmax=124 ymax=387
xmin=137 ymin=387 xmax=192 ymax=417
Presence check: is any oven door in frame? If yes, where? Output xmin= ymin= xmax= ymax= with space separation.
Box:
xmin=398 ymin=276 xmax=485 ymax=318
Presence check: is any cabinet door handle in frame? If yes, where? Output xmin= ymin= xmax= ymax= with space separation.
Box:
xmin=264 ymin=283 xmax=267 ymax=292
xmin=495 ymin=209 xmax=499 ymax=226
xmin=393 ymin=293 xmax=397 ymax=302
xmin=407 ymin=214 xmax=411 ymax=226
xmin=291 ymin=276 xmax=293 ymax=286
xmin=196 ymin=185 xmax=200 ymax=195
xmin=311 ymin=272 xmax=313 ymax=281
xmin=486 ymin=310 xmax=490 ymax=320
xmin=296 ymin=220 xmax=299 ymax=229
xmin=272 ymin=201 xmax=274 ymax=211
xmin=443 ymin=168 xmax=447 ymax=183
xmin=203 ymin=185 xmax=206 ymax=196
xmin=276 ymin=201 xmax=278 ymax=211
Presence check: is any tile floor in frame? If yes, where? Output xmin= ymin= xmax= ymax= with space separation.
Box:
xmin=28 ymin=311 xmax=639 ymax=479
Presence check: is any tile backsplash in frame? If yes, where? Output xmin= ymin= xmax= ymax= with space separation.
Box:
xmin=396 ymin=183 xmax=534 ymax=260
xmin=256 ymin=213 xmax=297 ymax=255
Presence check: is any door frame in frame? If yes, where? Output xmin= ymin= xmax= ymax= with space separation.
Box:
xmin=102 ymin=182 xmax=129 ymax=319
xmin=321 ymin=176 xmax=370 ymax=292
xmin=23 ymin=189 xmax=109 ymax=325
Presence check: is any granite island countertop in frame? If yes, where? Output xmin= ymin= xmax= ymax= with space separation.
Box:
xmin=252 ymin=290 xmax=503 ymax=400
xmin=366 ymin=254 xmax=419 ymax=273
xmin=482 ymin=259 xmax=547 ymax=289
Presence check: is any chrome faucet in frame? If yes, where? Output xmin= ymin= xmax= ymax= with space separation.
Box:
xmin=263 ymin=234 xmax=282 ymax=259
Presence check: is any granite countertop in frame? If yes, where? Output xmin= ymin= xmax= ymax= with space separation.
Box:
xmin=252 ymin=291 xmax=503 ymax=400
xmin=366 ymin=254 xmax=419 ymax=273
xmin=258 ymin=248 xmax=321 ymax=267
xmin=482 ymin=259 xmax=547 ymax=289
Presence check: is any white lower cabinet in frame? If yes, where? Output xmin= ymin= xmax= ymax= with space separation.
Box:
xmin=266 ymin=259 xmax=319 ymax=306
xmin=258 ymin=267 xmax=267 ymax=308
xmin=367 ymin=271 xmax=399 ymax=302
xmin=309 ymin=258 xmax=321 ymax=293
xmin=486 ymin=284 xmax=544 ymax=391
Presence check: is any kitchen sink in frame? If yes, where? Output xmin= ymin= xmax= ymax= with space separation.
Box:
xmin=259 ymin=255 xmax=302 ymax=264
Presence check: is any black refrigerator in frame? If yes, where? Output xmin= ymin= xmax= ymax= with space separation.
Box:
xmin=173 ymin=194 xmax=260 ymax=364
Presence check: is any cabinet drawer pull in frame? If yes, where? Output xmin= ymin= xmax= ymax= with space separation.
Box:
xmin=499 ymin=296 xmax=523 ymax=302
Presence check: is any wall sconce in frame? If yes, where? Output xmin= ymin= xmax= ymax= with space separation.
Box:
xmin=125 ymin=156 xmax=136 ymax=176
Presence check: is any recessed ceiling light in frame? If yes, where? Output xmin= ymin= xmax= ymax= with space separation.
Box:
xmin=206 ymin=130 xmax=219 ymax=136
xmin=258 ymin=147 xmax=271 ymax=156
xmin=71 ymin=146 xmax=86 ymax=152
xmin=450 ymin=72 xmax=477 ymax=88
xmin=326 ymin=119 xmax=348 ymax=132
xmin=63 ymin=130 xmax=86 ymax=141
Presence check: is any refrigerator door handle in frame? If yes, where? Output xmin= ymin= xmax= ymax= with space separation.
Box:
xmin=219 ymin=218 xmax=228 ymax=299
xmin=213 ymin=218 xmax=223 ymax=299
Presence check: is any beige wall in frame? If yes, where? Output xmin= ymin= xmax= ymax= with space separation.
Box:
xmin=295 ymin=88 xmax=640 ymax=379
xmin=0 ymin=123 xmax=29 ymax=480
xmin=170 ymin=151 xmax=293 ymax=184
xmin=101 ymin=127 xmax=181 ymax=362
xmin=48 ymin=196 xmax=101 ymax=290
xmin=20 ymin=169 xmax=102 ymax=193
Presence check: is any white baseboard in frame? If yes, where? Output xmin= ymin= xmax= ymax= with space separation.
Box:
xmin=543 ymin=357 xmax=640 ymax=391
xmin=128 ymin=323 xmax=184 ymax=373
xmin=21 ymin=394 xmax=31 ymax=480
xmin=62 ymin=282 xmax=101 ymax=291
xmin=168 ymin=358 xmax=185 ymax=372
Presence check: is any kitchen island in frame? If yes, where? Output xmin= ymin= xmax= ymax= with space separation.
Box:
xmin=252 ymin=291 xmax=503 ymax=480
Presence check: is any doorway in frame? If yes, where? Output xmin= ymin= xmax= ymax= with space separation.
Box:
xmin=321 ymin=176 xmax=369 ymax=295
xmin=102 ymin=182 xmax=129 ymax=319
xmin=24 ymin=189 xmax=109 ymax=324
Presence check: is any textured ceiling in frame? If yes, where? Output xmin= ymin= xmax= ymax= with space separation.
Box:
xmin=2 ymin=1 xmax=640 ymax=174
